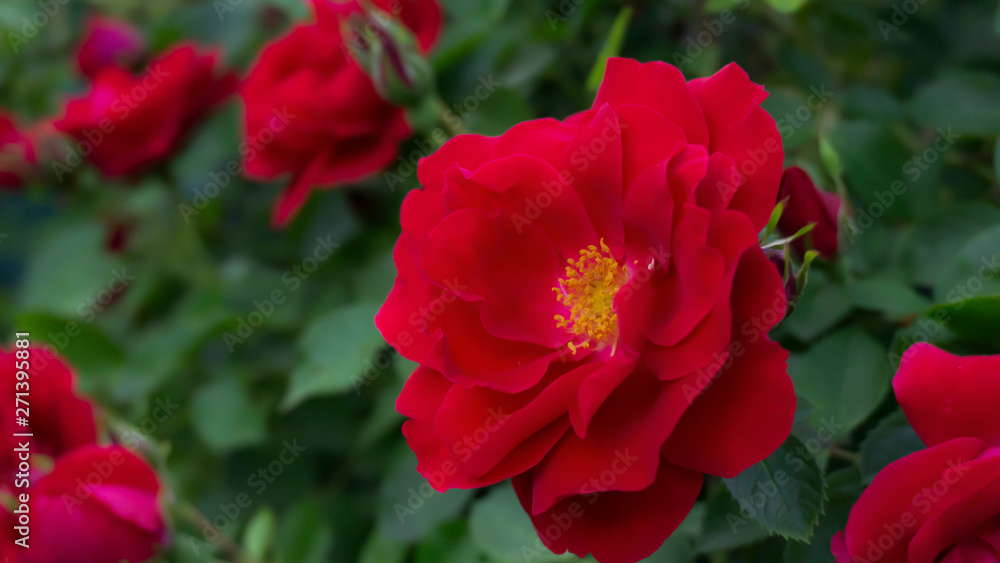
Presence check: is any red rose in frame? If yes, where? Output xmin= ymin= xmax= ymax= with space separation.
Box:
xmin=377 ymin=58 xmax=795 ymax=563
xmin=0 ymin=111 xmax=35 ymax=188
xmin=54 ymin=43 xmax=236 ymax=177
xmin=241 ymin=0 xmax=442 ymax=226
xmin=0 ymin=347 xmax=97 ymax=478
xmin=9 ymin=445 xmax=166 ymax=563
xmin=777 ymin=166 xmax=840 ymax=258
xmin=832 ymin=344 xmax=1000 ymax=563
xmin=76 ymin=15 xmax=146 ymax=80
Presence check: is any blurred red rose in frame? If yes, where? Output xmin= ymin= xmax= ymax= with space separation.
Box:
xmin=54 ymin=43 xmax=236 ymax=177
xmin=833 ymin=344 xmax=1000 ymax=563
xmin=76 ymin=15 xmax=146 ymax=80
xmin=0 ymin=111 xmax=36 ymax=188
xmin=0 ymin=347 xmax=97 ymax=478
xmin=9 ymin=445 xmax=166 ymax=563
xmin=377 ymin=58 xmax=794 ymax=563
xmin=777 ymin=166 xmax=840 ymax=258
xmin=241 ymin=0 xmax=442 ymax=226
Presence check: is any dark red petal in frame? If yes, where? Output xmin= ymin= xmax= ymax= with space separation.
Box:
xmin=513 ymin=458 xmax=703 ymax=563
xmin=663 ymin=337 xmax=793 ymax=478
xmin=415 ymin=133 xmax=498 ymax=201
xmin=686 ymin=63 xmax=767 ymax=148
xmin=712 ymin=105 xmax=784 ymax=231
xmin=594 ymin=58 xmax=709 ymax=147
xmin=614 ymin=104 xmax=686 ymax=195
xmin=895 ymin=343 xmax=1000 ymax=449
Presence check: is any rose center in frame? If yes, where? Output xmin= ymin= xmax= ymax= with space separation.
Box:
xmin=553 ymin=239 xmax=629 ymax=354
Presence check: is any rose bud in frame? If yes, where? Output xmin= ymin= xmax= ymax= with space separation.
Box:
xmin=241 ymin=0 xmax=442 ymax=226
xmin=0 ymin=347 xmax=97 ymax=478
xmin=833 ymin=344 xmax=1000 ymax=563
xmin=776 ymin=166 xmax=841 ymax=259
xmin=342 ymin=9 xmax=434 ymax=106
xmin=378 ymin=58 xmax=795 ymax=563
xmin=76 ymin=15 xmax=146 ymax=79
xmin=13 ymin=445 xmax=167 ymax=563
xmin=0 ymin=111 xmax=36 ymax=189
xmin=54 ymin=43 xmax=236 ymax=178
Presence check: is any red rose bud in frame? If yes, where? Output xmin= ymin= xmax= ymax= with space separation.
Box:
xmin=76 ymin=15 xmax=146 ymax=80
xmin=0 ymin=111 xmax=36 ymax=189
xmin=240 ymin=0 xmax=442 ymax=227
xmin=833 ymin=344 xmax=1000 ymax=563
xmin=12 ymin=445 xmax=166 ymax=563
xmin=54 ymin=43 xmax=236 ymax=178
xmin=0 ymin=347 xmax=97 ymax=478
xmin=342 ymin=10 xmax=434 ymax=106
xmin=378 ymin=58 xmax=794 ymax=563
xmin=777 ymin=166 xmax=840 ymax=259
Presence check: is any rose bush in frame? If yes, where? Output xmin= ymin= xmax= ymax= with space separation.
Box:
xmin=240 ymin=0 xmax=442 ymax=226
xmin=833 ymin=343 xmax=1000 ymax=563
xmin=377 ymin=57 xmax=796 ymax=563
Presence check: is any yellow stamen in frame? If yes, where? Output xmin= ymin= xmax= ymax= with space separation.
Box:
xmin=553 ymin=239 xmax=628 ymax=354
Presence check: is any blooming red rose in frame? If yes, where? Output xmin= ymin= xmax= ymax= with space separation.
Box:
xmin=377 ymin=58 xmax=795 ymax=563
xmin=76 ymin=15 xmax=146 ymax=80
xmin=54 ymin=43 xmax=236 ymax=177
xmin=241 ymin=0 xmax=442 ymax=226
xmin=0 ymin=347 xmax=97 ymax=479
xmin=832 ymin=344 xmax=1000 ymax=563
xmin=0 ymin=111 xmax=35 ymax=188
xmin=6 ymin=445 xmax=166 ymax=563
xmin=777 ymin=165 xmax=840 ymax=258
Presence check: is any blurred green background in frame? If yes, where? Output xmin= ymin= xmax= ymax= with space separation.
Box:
xmin=2 ymin=0 xmax=1000 ymax=561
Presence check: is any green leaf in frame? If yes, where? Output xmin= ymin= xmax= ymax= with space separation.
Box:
xmin=414 ymin=521 xmax=479 ymax=563
xmin=278 ymin=500 xmax=333 ymax=563
xmin=13 ymin=312 xmax=124 ymax=384
xmin=933 ymin=225 xmax=1000 ymax=303
xmin=377 ymin=449 xmax=473 ymax=543
xmin=360 ymin=528 xmax=409 ymax=563
xmin=586 ymin=6 xmax=633 ymax=91
xmin=783 ymin=270 xmax=852 ymax=342
xmin=846 ymin=278 xmax=931 ymax=320
xmin=926 ymin=296 xmax=1000 ymax=348
xmin=468 ymin=483 xmax=568 ymax=562
xmin=909 ymin=72 xmax=1000 ymax=136
xmin=18 ymin=221 xmax=124 ymax=317
xmin=191 ymin=376 xmax=267 ymax=452
xmin=282 ymin=302 xmax=384 ymax=410
xmin=765 ymin=0 xmax=809 ymax=14
xmin=994 ymin=134 xmax=1000 ymax=182
xmin=696 ymin=489 xmax=769 ymax=553
xmin=783 ymin=467 xmax=862 ymax=563
xmin=858 ymin=410 xmax=925 ymax=484
xmin=788 ymin=326 xmax=892 ymax=438
xmin=723 ymin=435 xmax=827 ymax=541
xmin=242 ymin=507 xmax=277 ymax=561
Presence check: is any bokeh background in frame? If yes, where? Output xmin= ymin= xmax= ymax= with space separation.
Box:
xmin=2 ymin=0 xmax=1000 ymax=561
